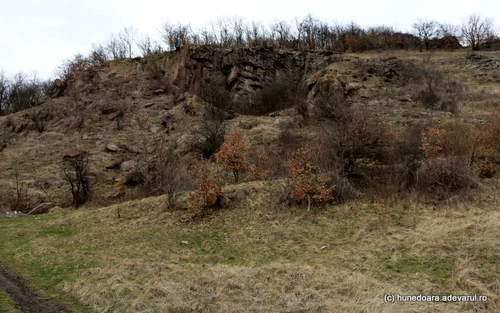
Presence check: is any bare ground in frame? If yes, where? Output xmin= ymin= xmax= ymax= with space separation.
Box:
xmin=0 ymin=265 xmax=69 ymax=313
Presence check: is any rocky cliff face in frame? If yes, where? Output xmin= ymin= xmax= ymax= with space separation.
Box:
xmin=164 ymin=46 xmax=339 ymax=101
xmin=48 ymin=47 xmax=341 ymax=107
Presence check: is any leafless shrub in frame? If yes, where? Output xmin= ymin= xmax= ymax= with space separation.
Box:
xmin=135 ymin=141 xmax=183 ymax=208
xmin=417 ymin=122 xmax=479 ymax=197
xmin=198 ymin=72 xmax=233 ymax=112
xmin=10 ymin=165 xmax=29 ymax=212
xmin=244 ymin=73 xmax=306 ymax=115
xmin=191 ymin=118 xmax=227 ymax=159
xmin=402 ymin=64 xmax=464 ymax=113
xmin=391 ymin=125 xmax=426 ymax=189
xmin=4 ymin=72 xmax=48 ymax=113
xmin=61 ymin=153 xmax=91 ymax=207
xmin=29 ymin=110 xmax=53 ymax=133
xmin=417 ymin=155 xmax=477 ymax=196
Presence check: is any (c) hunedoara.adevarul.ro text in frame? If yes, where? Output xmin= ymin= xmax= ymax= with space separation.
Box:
xmin=384 ymin=294 xmax=488 ymax=303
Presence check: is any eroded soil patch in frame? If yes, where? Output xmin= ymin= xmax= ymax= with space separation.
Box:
xmin=0 ymin=266 xmax=69 ymax=313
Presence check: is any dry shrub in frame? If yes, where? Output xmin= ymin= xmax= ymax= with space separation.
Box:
xmin=190 ymin=118 xmax=227 ymax=159
xmin=391 ymin=125 xmax=426 ymax=189
xmin=286 ymin=148 xmax=335 ymax=211
xmin=61 ymin=153 xmax=91 ymax=207
xmin=418 ymin=122 xmax=479 ymax=196
xmin=188 ymin=158 xmax=224 ymax=215
xmin=242 ymin=73 xmax=307 ymax=116
xmin=312 ymin=89 xmax=389 ymax=175
xmin=402 ymin=64 xmax=464 ymax=114
xmin=29 ymin=109 xmax=53 ymax=133
xmin=215 ymin=129 xmax=250 ymax=183
xmin=249 ymin=150 xmax=287 ymax=180
xmin=277 ymin=128 xmax=304 ymax=152
xmin=198 ymin=71 xmax=233 ymax=112
xmin=0 ymin=166 xmax=30 ymax=212
xmin=330 ymin=113 xmax=389 ymax=175
xmin=134 ymin=141 xmax=183 ymax=209
xmin=478 ymin=112 xmax=500 ymax=163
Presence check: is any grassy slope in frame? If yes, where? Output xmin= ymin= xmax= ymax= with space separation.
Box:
xmin=1 ymin=181 xmax=499 ymax=312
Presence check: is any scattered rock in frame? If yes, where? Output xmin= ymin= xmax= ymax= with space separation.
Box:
xmin=62 ymin=148 xmax=86 ymax=159
xmin=232 ymin=189 xmax=249 ymax=201
xmin=108 ymin=191 xmax=125 ymax=199
xmin=13 ymin=124 xmax=25 ymax=134
xmin=120 ymin=144 xmax=141 ymax=154
xmin=154 ymin=89 xmax=166 ymax=95
xmin=106 ymin=160 xmax=122 ymax=170
xmin=106 ymin=143 xmax=120 ymax=152
xmin=120 ymin=160 xmax=137 ymax=171
xmin=217 ymin=195 xmax=231 ymax=208
xmin=67 ymin=116 xmax=83 ymax=130
xmin=107 ymin=111 xmax=123 ymax=121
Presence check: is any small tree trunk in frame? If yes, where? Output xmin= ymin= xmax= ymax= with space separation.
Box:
xmin=233 ymin=170 xmax=239 ymax=183
xmin=307 ymin=194 xmax=311 ymax=212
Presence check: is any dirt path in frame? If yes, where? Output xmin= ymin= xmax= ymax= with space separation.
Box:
xmin=0 ymin=265 xmax=70 ymax=313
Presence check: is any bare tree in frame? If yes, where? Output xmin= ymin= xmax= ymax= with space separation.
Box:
xmin=136 ymin=34 xmax=164 ymax=57
xmin=8 ymin=72 xmax=46 ymax=112
xmin=438 ymin=23 xmax=460 ymax=38
xmin=246 ymin=20 xmax=263 ymax=45
xmin=118 ymin=27 xmax=138 ymax=58
xmin=412 ymin=18 xmax=438 ymax=50
xmin=61 ymin=153 xmax=91 ymax=207
xmin=106 ymin=33 xmax=128 ymax=59
xmin=216 ymin=17 xmax=234 ymax=47
xmin=271 ymin=20 xmax=292 ymax=47
xmin=461 ymin=14 xmax=495 ymax=51
xmin=0 ymin=71 xmax=9 ymax=114
xmin=230 ymin=16 xmax=245 ymax=46
xmin=161 ymin=21 xmax=192 ymax=51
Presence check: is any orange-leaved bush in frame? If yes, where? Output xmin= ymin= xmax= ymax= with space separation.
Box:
xmin=287 ymin=148 xmax=335 ymax=211
xmin=188 ymin=158 xmax=223 ymax=215
xmin=216 ymin=129 xmax=250 ymax=183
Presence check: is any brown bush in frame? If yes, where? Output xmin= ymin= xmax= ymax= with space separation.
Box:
xmin=478 ymin=112 xmax=500 ymax=163
xmin=188 ymin=158 xmax=224 ymax=215
xmin=286 ymin=148 xmax=335 ymax=211
xmin=215 ymin=129 xmax=250 ymax=183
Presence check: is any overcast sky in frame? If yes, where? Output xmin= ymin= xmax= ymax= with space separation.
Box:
xmin=0 ymin=0 xmax=497 ymax=79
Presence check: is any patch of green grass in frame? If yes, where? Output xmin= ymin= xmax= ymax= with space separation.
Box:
xmin=0 ymin=215 xmax=93 ymax=313
xmin=0 ymin=290 xmax=21 ymax=313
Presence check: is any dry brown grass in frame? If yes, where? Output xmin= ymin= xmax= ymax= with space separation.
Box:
xmin=1 ymin=179 xmax=499 ymax=312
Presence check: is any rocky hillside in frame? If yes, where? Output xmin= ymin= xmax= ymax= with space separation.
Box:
xmin=0 ymin=47 xmax=499 ymax=211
